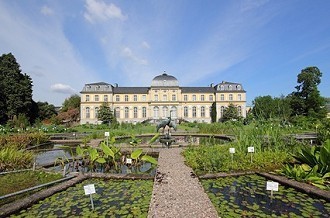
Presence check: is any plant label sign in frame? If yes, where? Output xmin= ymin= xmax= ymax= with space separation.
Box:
xmin=229 ymin=148 xmax=235 ymax=154
xmin=84 ymin=184 xmax=96 ymax=195
xmin=266 ymin=181 xmax=279 ymax=191
xmin=104 ymin=132 xmax=110 ymax=137
xmin=126 ymin=158 xmax=132 ymax=164
xmin=248 ymin=147 xmax=255 ymax=153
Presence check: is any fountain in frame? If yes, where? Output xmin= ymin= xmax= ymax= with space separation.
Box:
xmin=156 ymin=112 xmax=177 ymax=148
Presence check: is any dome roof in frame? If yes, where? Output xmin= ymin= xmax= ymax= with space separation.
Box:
xmin=151 ymin=73 xmax=179 ymax=87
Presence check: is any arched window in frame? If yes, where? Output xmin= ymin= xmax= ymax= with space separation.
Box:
xmin=163 ymin=106 xmax=168 ymax=117
xmin=153 ymin=107 xmax=159 ymax=118
xmin=115 ymin=107 xmax=120 ymax=118
xmin=220 ymin=106 xmax=225 ymax=117
xmin=86 ymin=107 xmax=90 ymax=118
xmin=220 ymin=85 xmax=224 ymax=90
xmin=95 ymin=107 xmax=99 ymax=119
xmin=142 ymin=107 xmax=147 ymax=118
xmin=237 ymin=85 xmax=241 ymax=90
xmin=184 ymin=106 xmax=188 ymax=117
xmin=171 ymin=106 xmax=177 ymax=118
xmin=125 ymin=107 xmax=129 ymax=118
xmin=229 ymin=85 xmax=232 ymax=90
xmin=238 ymin=106 xmax=242 ymax=116
xmin=192 ymin=106 xmax=197 ymax=117
xmin=201 ymin=106 xmax=205 ymax=117
xmin=229 ymin=94 xmax=233 ymax=101
xmin=134 ymin=107 xmax=138 ymax=118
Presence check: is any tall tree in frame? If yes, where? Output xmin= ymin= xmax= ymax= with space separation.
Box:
xmin=289 ymin=66 xmax=326 ymax=119
xmin=97 ymin=103 xmax=116 ymax=124
xmin=221 ymin=104 xmax=239 ymax=122
xmin=252 ymin=95 xmax=291 ymax=121
xmin=210 ymin=102 xmax=217 ymax=123
xmin=61 ymin=94 xmax=80 ymax=112
xmin=36 ymin=101 xmax=57 ymax=121
xmin=0 ymin=53 xmax=33 ymax=124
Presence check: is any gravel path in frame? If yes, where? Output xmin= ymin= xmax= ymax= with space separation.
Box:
xmin=148 ymin=148 xmax=218 ymax=218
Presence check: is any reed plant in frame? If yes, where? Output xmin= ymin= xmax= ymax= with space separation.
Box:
xmin=0 ymin=147 xmax=34 ymax=171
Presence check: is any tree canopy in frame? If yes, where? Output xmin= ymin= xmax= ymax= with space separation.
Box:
xmin=0 ymin=53 xmax=33 ymax=124
xmin=97 ymin=103 xmax=116 ymax=124
xmin=221 ymin=103 xmax=240 ymax=122
xmin=289 ymin=66 xmax=326 ymax=119
xmin=61 ymin=94 xmax=80 ymax=112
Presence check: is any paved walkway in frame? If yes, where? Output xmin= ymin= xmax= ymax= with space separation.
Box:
xmin=148 ymin=148 xmax=218 ymax=218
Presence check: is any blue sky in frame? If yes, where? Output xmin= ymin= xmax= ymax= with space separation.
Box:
xmin=0 ymin=0 xmax=329 ymax=106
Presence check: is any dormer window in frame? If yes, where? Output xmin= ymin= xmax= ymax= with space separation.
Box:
xmin=220 ymin=85 xmax=224 ymax=91
xmin=229 ymin=85 xmax=232 ymax=90
xmin=237 ymin=85 xmax=241 ymax=90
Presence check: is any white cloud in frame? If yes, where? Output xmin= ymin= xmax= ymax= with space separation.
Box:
xmin=40 ymin=5 xmax=54 ymax=16
xmin=84 ymin=0 xmax=127 ymax=23
xmin=121 ymin=47 xmax=148 ymax=65
xmin=141 ymin=41 xmax=150 ymax=49
xmin=51 ymin=83 xmax=76 ymax=94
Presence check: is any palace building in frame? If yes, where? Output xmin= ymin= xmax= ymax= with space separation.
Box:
xmin=80 ymin=73 xmax=246 ymax=124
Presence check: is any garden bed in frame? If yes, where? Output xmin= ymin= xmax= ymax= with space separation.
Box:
xmin=9 ymin=177 xmax=153 ymax=217
xmin=202 ymin=174 xmax=330 ymax=217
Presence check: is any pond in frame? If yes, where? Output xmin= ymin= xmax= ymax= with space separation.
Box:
xmin=11 ymin=179 xmax=153 ymax=217
xmin=34 ymin=144 xmax=77 ymax=166
xmin=202 ymin=174 xmax=330 ymax=217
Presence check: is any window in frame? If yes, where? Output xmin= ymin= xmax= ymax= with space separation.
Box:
xmin=115 ymin=107 xmax=120 ymax=118
xmin=220 ymin=106 xmax=225 ymax=117
xmin=171 ymin=106 xmax=177 ymax=117
xmin=192 ymin=106 xmax=197 ymax=117
xmin=104 ymin=95 xmax=108 ymax=102
xmin=125 ymin=107 xmax=129 ymax=118
xmin=125 ymin=95 xmax=129 ymax=102
xmin=201 ymin=106 xmax=205 ymax=117
xmin=142 ymin=107 xmax=147 ymax=118
xmin=153 ymin=106 xmax=159 ymax=118
xmin=86 ymin=107 xmax=90 ymax=118
xmin=229 ymin=85 xmax=232 ymax=90
xmin=201 ymin=95 xmax=205 ymax=101
xmin=95 ymin=95 xmax=99 ymax=102
xmin=237 ymin=85 xmax=241 ymax=90
xmin=229 ymin=94 xmax=233 ymax=101
xmin=172 ymin=94 xmax=176 ymax=101
xmin=95 ymin=107 xmax=99 ymax=118
xmin=142 ymin=95 xmax=146 ymax=101
xmin=220 ymin=85 xmax=224 ymax=91
xmin=209 ymin=95 xmax=213 ymax=101
xmin=163 ymin=106 xmax=168 ymax=117
xmin=192 ymin=95 xmax=196 ymax=101
xmin=163 ymin=94 xmax=167 ymax=101
xmin=220 ymin=94 xmax=224 ymax=101
xmin=86 ymin=95 xmax=90 ymax=102
xmin=154 ymin=95 xmax=158 ymax=101
xmin=184 ymin=95 xmax=188 ymax=101
xmin=238 ymin=106 xmax=242 ymax=116
xmin=238 ymin=94 xmax=242 ymax=101
xmin=116 ymin=95 xmax=120 ymax=101
xmin=134 ymin=107 xmax=138 ymax=118
xmin=184 ymin=107 xmax=188 ymax=117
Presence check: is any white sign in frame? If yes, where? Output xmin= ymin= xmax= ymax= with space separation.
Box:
xmin=104 ymin=132 xmax=110 ymax=137
xmin=84 ymin=184 xmax=96 ymax=195
xmin=248 ymin=147 xmax=255 ymax=153
xmin=229 ymin=148 xmax=235 ymax=154
xmin=126 ymin=158 xmax=132 ymax=164
xmin=266 ymin=181 xmax=279 ymax=191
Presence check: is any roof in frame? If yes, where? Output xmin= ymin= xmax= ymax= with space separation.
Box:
xmin=113 ymin=87 xmax=149 ymax=94
xmin=151 ymin=73 xmax=179 ymax=87
xmin=181 ymin=87 xmax=215 ymax=93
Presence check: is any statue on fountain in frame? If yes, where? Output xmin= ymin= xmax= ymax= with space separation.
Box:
xmin=156 ymin=113 xmax=177 ymax=148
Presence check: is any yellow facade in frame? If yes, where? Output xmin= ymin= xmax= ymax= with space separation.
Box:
xmin=80 ymin=74 xmax=246 ymax=124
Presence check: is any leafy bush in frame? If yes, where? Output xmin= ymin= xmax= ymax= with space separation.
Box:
xmin=0 ymin=147 xmax=34 ymax=171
